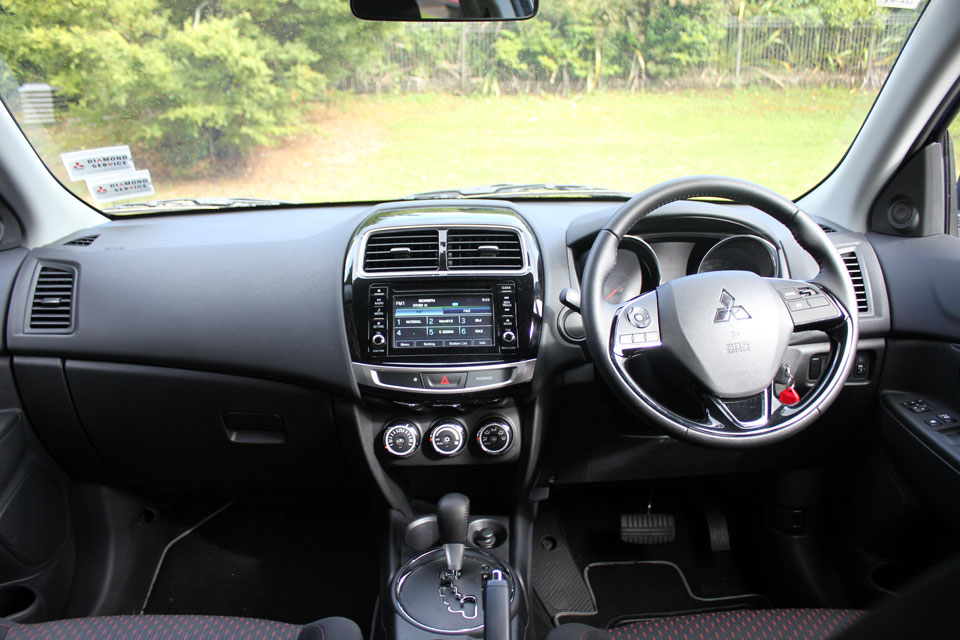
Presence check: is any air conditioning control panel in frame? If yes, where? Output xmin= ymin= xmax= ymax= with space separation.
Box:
xmin=378 ymin=414 xmax=519 ymax=466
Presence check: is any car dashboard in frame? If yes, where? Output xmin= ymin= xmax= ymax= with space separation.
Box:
xmin=0 ymin=197 xmax=892 ymax=495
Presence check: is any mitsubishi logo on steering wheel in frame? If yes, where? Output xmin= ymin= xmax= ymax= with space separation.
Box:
xmin=713 ymin=289 xmax=751 ymax=323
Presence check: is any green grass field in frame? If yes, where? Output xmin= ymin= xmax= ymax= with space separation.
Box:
xmin=162 ymin=88 xmax=882 ymax=203
xmin=35 ymin=87 xmax=946 ymax=206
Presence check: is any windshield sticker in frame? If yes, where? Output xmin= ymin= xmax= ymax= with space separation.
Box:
xmin=86 ymin=170 xmax=155 ymax=204
xmin=875 ymin=0 xmax=920 ymax=8
xmin=61 ymin=146 xmax=135 ymax=181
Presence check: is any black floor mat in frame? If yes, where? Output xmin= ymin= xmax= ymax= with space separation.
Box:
xmin=143 ymin=502 xmax=378 ymax=635
xmin=557 ymin=561 xmax=768 ymax=629
xmin=532 ymin=502 xmax=594 ymax=623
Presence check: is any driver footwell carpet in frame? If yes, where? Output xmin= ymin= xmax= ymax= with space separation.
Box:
xmin=557 ymin=561 xmax=769 ymax=629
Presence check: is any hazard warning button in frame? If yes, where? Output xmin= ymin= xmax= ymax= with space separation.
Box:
xmin=423 ymin=372 xmax=467 ymax=389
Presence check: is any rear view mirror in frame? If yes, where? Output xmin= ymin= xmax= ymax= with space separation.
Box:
xmin=351 ymin=0 xmax=537 ymax=21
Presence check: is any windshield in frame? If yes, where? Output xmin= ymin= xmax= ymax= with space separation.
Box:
xmin=0 ymin=0 xmax=928 ymax=213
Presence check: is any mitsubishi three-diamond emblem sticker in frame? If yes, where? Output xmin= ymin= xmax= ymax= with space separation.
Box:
xmin=713 ymin=289 xmax=751 ymax=323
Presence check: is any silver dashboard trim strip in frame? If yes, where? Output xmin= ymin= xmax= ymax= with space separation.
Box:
xmin=353 ymin=359 xmax=536 ymax=394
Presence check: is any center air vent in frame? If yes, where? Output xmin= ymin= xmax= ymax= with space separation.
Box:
xmin=363 ymin=229 xmax=440 ymax=272
xmin=447 ymin=229 xmax=524 ymax=270
xmin=29 ymin=265 xmax=76 ymax=331
xmin=840 ymin=250 xmax=869 ymax=314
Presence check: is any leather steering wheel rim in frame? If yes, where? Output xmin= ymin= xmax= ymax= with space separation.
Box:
xmin=581 ymin=175 xmax=859 ymax=449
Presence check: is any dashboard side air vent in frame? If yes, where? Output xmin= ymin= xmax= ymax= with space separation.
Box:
xmin=840 ymin=250 xmax=869 ymax=314
xmin=29 ymin=265 xmax=76 ymax=331
xmin=64 ymin=235 xmax=99 ymax=246
xmin=446 ymin=228 xmax=524 ymax=270
xmin=363 ymin=229 xmax=440 ymax=272
xmin=818 ymin=223 xmax=836 ymax=234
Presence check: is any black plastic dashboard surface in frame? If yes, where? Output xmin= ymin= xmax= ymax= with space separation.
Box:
xmin=3 ymin=199 xmax=889 ymax=400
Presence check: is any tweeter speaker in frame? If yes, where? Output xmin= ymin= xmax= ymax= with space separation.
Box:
xmin=887 ymin=197 xmax=920 ymax=231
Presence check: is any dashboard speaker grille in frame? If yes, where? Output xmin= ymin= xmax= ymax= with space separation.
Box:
xmin=447 ymin=229 xmax=523 ymax=270
xmin=64 ymin=235 xmax=99 ymax=246
xmin=29 ymin=265 xmax=75 ymax=331
xmin=840 ymin=250 xmax=869 ymax=314
xmin=363 ymin=229 xmax=440 ymax=272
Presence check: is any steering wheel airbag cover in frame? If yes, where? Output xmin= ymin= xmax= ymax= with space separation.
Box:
xmin=659 ymin=271 xmax=793 ymax=398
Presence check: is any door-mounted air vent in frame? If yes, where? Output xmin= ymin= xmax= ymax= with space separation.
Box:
xmin=64 ymin=235 xmax=99 ymax=246
xmin=446 ymin=229 xmax=524 ymax=270
xmin=363 ymin=229 xmax=440 ymax=272
xmin=29 ymin=265 xmax=76 ymax=331
xmin=840 ymin=250 xmax=869 ymax=314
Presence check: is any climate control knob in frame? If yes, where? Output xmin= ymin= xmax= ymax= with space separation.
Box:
xmin=501 ymin=330 xmax=517 ymax=345
xmin=476 ymin=419 xmax=514 ymax=456
xmin=371 ymin=333 xmax=387 ymax=348
xmin=383 ymin=421 xmax=419 ymax=458
xmin=430 ymin=421 xmax=467 ymax=456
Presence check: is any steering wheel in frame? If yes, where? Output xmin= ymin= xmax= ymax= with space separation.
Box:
xmin=581 ymin=176 xmax=859 ymax=448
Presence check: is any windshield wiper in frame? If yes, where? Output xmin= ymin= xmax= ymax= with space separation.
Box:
xmin=103 ymin=197 xmax=295 ymax=212
xmin=404 ymin=183 xmax=633 ymax=200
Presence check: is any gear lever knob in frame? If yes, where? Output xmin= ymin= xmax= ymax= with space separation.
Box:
xmin=437 ymin=493 xmax=470 ymax=574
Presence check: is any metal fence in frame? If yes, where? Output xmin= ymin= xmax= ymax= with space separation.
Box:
xmin=349 ymin=14 xmax=916 ymax=93
xmin=713 ymin=14 xmax=917 ymax=88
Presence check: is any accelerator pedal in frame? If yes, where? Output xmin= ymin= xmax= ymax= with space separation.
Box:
xmin=703 ymin=506 xmax=731 ymax=552
xmin=619 ymin=513 xmax=676 ymax=545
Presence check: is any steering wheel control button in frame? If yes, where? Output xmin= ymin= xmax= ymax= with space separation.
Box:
xmin=787 ymin=299 xmax=810 ymax=311
xmin=476 ymin=419 xmax=513 ymax=456
xmin=383 ymin=421 xmax=420 ymax=458
xmin=779 ymin=288 xmax=801 ymax=300
xmin=430 ymin=422 xmax=466 ymax=456
xmin=423 ymin=372 xmax=467 ymax=389
xmin=375 ymin=370 xmax=423 ymax=389
xmin=777 ymin=281 xmax=842 ymax=328
xmin=466 ymin=368 xmax=513 ymax=388
xmin=626 ymin=306 xmax=651 ymax=328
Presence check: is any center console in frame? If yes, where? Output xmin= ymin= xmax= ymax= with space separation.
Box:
xmin=344 ymin=204 xmax=542 ymax=467
xmin=344 ymin=205 xmax=541 ymax=639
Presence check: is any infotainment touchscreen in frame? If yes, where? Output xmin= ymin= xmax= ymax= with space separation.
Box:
xmin=393 ymin=293 xmax=494 ymax=348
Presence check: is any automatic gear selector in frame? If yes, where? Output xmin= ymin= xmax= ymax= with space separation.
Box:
xmin=392 ymin=493 xmax=516 ymax=636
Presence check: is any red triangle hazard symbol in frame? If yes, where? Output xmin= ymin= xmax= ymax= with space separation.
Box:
xmin=440 ymin=375 xmax=450 ymax=385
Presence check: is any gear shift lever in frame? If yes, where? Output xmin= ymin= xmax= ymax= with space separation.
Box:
xmin=437 ymin=493 xmax=470 ymax=575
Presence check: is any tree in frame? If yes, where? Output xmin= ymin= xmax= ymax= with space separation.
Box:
xmin=0 ymin=0 xmax=354 ymax=171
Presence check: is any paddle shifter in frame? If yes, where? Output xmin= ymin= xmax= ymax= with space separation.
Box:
xmin=437 ymin=492 xmax=470 ymax=575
